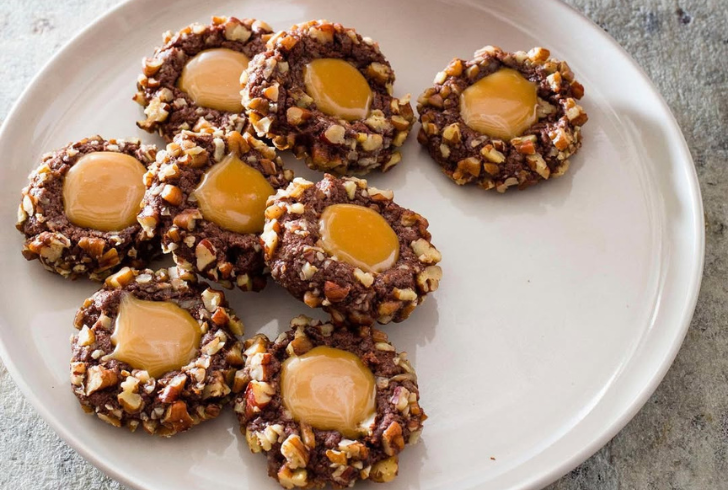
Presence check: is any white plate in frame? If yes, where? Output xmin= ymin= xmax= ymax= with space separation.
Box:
xmin=0 ymin=0 xmax=703 ymax=489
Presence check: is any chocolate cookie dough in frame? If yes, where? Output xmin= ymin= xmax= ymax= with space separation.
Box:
xmin=16 ymin=136 xmax=159 ymax=281
xmin=138 ymin=130 xmax=292 ymax=291
xmin=417 ymin=45 xmax=588 ymax=192
xmin=135 ymin=16 xmax=273 ymax=141
xmin=71 ymin=266 xmax=246 ymax=436
xmin=242 ymin=20 xmax=415 ymax=175
xmin=262 ymin=174 xmax=442 ymax=325
xmin=235 ymin=316 xmax=426 ymax=488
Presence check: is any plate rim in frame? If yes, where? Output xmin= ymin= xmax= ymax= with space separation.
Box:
xmin=0 ymin=1 xmax=705 ymax=489
xmin=517 ymin=5 xmax=705 ymax=489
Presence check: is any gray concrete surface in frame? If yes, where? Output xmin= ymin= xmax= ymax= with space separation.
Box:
xmin=1 ymin=0 xmax=725 ymax=488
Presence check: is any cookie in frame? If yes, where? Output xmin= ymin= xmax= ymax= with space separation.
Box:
xmin=16 ymin=136 xmax=159 ymax=281
xmin=417 ymin=45 xmax=588 ymax=192
xmin=235 ymin=316 xmax=426 ymax=488
xmin=135 ymin=16 xmax=273 ymax=141
xmin=262 ymin=174 xmax=442 ymax=325
xmin=138 ymin=130 xmax=292 ymax=291
xmin=70 ymin=266 xmax=246 ymax=436
xmin=242 ymin=19 xmax=415 ymax=175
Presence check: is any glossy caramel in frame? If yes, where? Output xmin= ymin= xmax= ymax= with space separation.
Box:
xmin=109 ymin=294 xmax=201 ymax=379
xmin=281 ymin=346 xmax=376 ymax=438
xmin=319 ymin=204 xmax=399 ymax=273
xmin=303 ymin=58 xmax=372 ymax=121
xmin=178 ymin=48 xmax=250 ymax=112
xmin=62 ymin=152 xmax=146 ymax=232
xmin=460 ymin=68 xmax=538 ymax=140
xmin=192 ymin=153 xmax=274 ymax=234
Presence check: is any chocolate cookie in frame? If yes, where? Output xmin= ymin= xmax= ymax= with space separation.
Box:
xmin=135 ymin=16 xmax=273 ymax=141
xmin=138 ymin=130 xmax=292 ymax=291
xmin=262 ymin=174 xmax=442 ymax=325
xmin=71 ymin=266 xmax=246 ymax=436
xmin=417 ymin=45 xmax=588 ymax=192
xmin=16 ymin=136 xmax=159 ymax=281
xmin=235 ymin=316 xmax=426 ymax=488
xmin=242 ymin=20 xmax=415 ymax=175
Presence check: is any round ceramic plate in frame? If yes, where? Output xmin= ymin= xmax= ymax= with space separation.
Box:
xmin=0 ymin=0 xmax=703 ymax=489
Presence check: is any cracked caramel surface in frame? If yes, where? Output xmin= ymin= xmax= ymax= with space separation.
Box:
xmin=242 ymin=20 xmax=415 ymax=175
xmin=138 ymin=130 xmax=292 ymax=292
xmin=235 ymin=316 xmax=426 ymax=489
xmin=417 ymin=45 xmax=588 ymax=192
xmin=70 ymin=266 xmax=245 ymax=437
xmin=261 ymin=174 xmax=442 ymax=326
xmin=135 ymin=16 xmax=273 ymax=141
xmin=16 ymin=136 xmax=159 ymax=280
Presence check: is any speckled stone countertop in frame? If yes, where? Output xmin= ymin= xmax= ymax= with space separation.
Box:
xmin=1 ymin=0 xmax=725 ymax=488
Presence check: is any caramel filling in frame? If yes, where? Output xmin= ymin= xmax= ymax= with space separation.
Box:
xmin=62 ymin=152 xmax=146 ymax=232
xmin=281 ymin=346 xmax=376 ymax=438
xmin=109 ymin=294 xmax=201 ymax=379
xmin=177 ymin=48 xmax=250 ymax=112
xmin=460 ymin=68 xmax=538 ymax=140
xmin=191 ymin=153 xmax=274 ymax=234
xmin=303 ymin=58 xmax=372 ymax=121
xmin=319 ymin=204 xmax=399 ymax=273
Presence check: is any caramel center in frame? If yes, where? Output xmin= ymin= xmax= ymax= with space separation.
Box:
xmin=109 ymin=294 xmax=201 ymax=379
xmin=281 ymin=346 xmax=376 ymax=438
xmin=62 ymin=151 xmax=146 ymax=232
xmin=177 ymin=48 xmax=250 ymax=112
xmin=319 ymin=204 xmax=399 ymax=273
xmin=192 ymin=153 xmax=274 ymax=234
xmin=460 ymin=68 xmax=538 ymax=140
xmin=303 ymin=58 xmax=372 ymax=121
